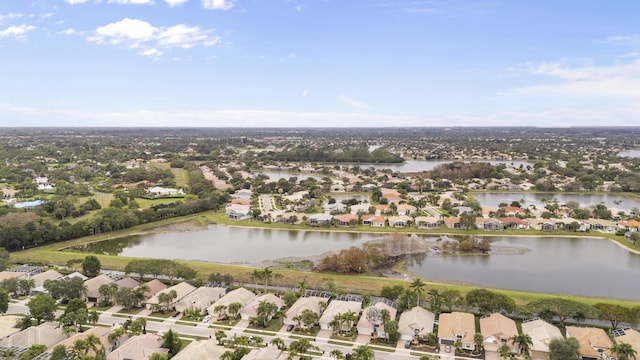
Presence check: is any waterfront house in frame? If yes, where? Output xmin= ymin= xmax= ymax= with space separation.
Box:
xmin=398 ymin=306 xmax=435 ymax=341
xmin=480 ymin=313 xmax=518 ymax=356
xmin=240 ymin=293 xmax=284 ymax=321
xmin=356 ymin=300 xmax=397 ymax=338
xmin=438 ymin=312 xmax=476 ymax=351
xmin=521 ymin=319 xmax=563 ymax=360
xmin=319 ymin=299 xmax=362 ymax=332
xmin=362 ymin=215 xmax=386 ymax=227
xmin=284 ymin=296 xmax=327 ymax=329
xmin=565 ymin=326 xmax=613 ymax=360
xmin=415 ymin=216 xmax=440 ymax=229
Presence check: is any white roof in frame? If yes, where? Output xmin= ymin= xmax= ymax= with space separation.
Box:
xmin=240 ymin=293 xmax=284 ymax=318
xmin=398 ymin=306 xmax=435 ymax=337
xmin=285 ymin=296 xmax=326 ymax=320
xmin=174 ymin=287 xmax=227 ymax=312
xmin=207 ymin=287 xmax=255 ymax=313
xmin=521 ymin=319 xmax=563 ymax=353
xmin=147 ymin=282 xmax=197 ymax=305
xmin=356 ymin=302 xmax=397 ymax=331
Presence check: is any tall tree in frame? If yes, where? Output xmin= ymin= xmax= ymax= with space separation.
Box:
xmin=528 ymin=298 xmax=596 ymax=326
xmin=511 ymin=333 xmax=533 ymax=356
xmin=594 ymin=303 xmax=633 ymax=330
xmin=409 ymin=278 xmax=426 ymax=307
xmin=82 ymin=255 xmax=101 ymax=277
xmin=548 ymin=337 xmax=580 ymax=360
xmin=27 ymin=294 xmax=57 ymax=324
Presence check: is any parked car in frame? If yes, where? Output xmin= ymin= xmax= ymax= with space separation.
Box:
xmin=171 ymin=311 xmax=180 ymax=317
xmin=404 ymin=340 xmax=412 ymax=349
xmin=202 ymin=315 xmax=212 ymax=323
xmin=444 ymin=345 xmax=451 ymax=353
xmin=286 ymin=324 xmax=295 ymax=332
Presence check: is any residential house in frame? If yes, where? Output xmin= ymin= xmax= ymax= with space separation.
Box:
xmin=357 ymin=300 xmax=397 ymax=338
xmin=284 ymin=296 xmax=327 ymax=329
xmin=350 ymin=204 xmax=371 ymax=215
xmin=335 ymin=214 xmax=359 ymax=227
xmin=243 ymin=347 xmax=287 ymax=360
xmin=106 ymin=334 xmax=168 ymax=360
xmin=0 ymin=322 xmax=66 ymax=348
xmin=438 ymin=312 xmax=476 ymax=351
xmin=362 ymin=215 xmax=386 ymax=227
xmin=146 ymin=282 xmax=196 ymax=310
xmin=585 ymin=219 xmax=618 ymax=233
xmin=382 ymin=193 xmax=402 ymax=204
xmin=140 ymin=279 xmax=167 ymax=300
xmin=362 ymin=184 xmax=377 ymax=191
xmin=84 ymin=274 xmax=115 ymax=303
xmin=226 ymin=203 xmax=252 ymax=220
xmin=146 ymin=186 xmax=185 ymax=196
xmin=619 ymin=219 xmax=640 ymax=232
xmin=240 ymin=293 xmax=284 ymax=321
xmin=612 ymin=328 xmax=640 ymax=360
xmin=476 ymin=218 xmax=504 ymax=231
xmin=500 ymin=206 xmax=525 ymax=216
xmin=174 ymin=286 xmax=227 ymax=313
xmin=207 ymin=287 xmax=256 ymax=319
xmin=0 ymin=271 xmax=26 ymax=285
xmin=388 ymin=215 xmax=413 ymax=228
xmin=521 ymin=319 xmax=563 ymax=360
xmin=172 ymin=339 xmax=226 ymax=360
xmin=398 ymin=306 xmax=436 ymax=341
xmin=480 ymin=313 xmax=518 ymax=357
xmin=308 ymin=213 xmax=333 ymax=226
xmin=375 ymin=204 xmax=391 ymax=215
xmin=565 ymin=326 xmax=613 ymax=360
xmin=500 ymin=217 xmax=530 ymax=230
xmin=319 ymin=300 xmax=363 ymax=331
xmin=231 ymin=189 xmax=253 ymax=202
xmin=30 ymin=269 xmax=63 ymax=294
xmin=50 ymin=326 xmax=112 ymax=354
xmin=415 ymin=216 xmax=440 ymax=229
xmin=331 ymin=182 xmax=346 ymax=192
xmin=113 ymin=277 xmax=139 ymax=291
xmin=443 ymin=217 xmax=461 ymax=229
xmin=397 ymin=204 xmax=417 ymax=216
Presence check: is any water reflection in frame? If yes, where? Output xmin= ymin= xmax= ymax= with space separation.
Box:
xmin=68 ymin=226 xmax=640 ymax=299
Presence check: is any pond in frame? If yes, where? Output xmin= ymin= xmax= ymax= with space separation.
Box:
xmin=344 ymin=159 xmax=531 ymax=173
xmin=258 ymin=171 xmax=322 ymax=181
xmin=472 ymin=192 xmax=640 ymax=212
xmin=69 ymin=226 xmax=640 ymax=299
xmin=619 ymin=149 xmax=640 ymax=158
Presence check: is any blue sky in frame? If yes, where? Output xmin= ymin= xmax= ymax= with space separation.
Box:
xmin=1 ymin=0 xmax=639 ymax=127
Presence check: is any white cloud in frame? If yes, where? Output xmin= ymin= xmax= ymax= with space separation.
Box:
xmin=88 ymin=18 xmax=220 ymax=58
xmin=302 ymin=90 xmax=308 ymax=97
xmin=0 ymin=24 xmax=36 ymax=39
xmin=506 ymin=58 xmax=640 ymax=99
xmin=57 ymin=28 xmax=83 ymax=36
xmin=0 ymin=13 xmax=25 ymax=22
xmin=602 ymin=34 xmax=640 ymax=46
xmin=202 ymin=0 xmax=235 ymax=10
xmin=64 ymin=0 xmax=89 ymax=3
xmin=338 ymin=94 xmax=370 ymax=109
xmin=165 ymin=0 xmax=188 ymax=7
xmin=157 ymin=24 xmax=218 ymax=48
xmin=108 ymin=0 xmax=155 ymax=4
xmin=89 ymin=18 xmax=157 ymax=46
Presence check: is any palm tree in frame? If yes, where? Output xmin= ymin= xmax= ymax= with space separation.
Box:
xmin=215 ymin=330 xmax=227 ymax=345
xmin=499 ymin=343 xmax=511 ymax=359
xmin=330 ymin=349 xmax=344 ymax=359
xmin=512 ymin=333 xmax=533 ymax=356
xmin=228 ymin=302 xmax=242 ymax=319
xmin=297 ymin=278 xmax=308 ymax=296
xmin=409 ymin=278 xmax=426 ymax=306
xmin=271 ymin=337 xmax=285 ymax=350
xmin=256 ymin=300 xmax=278 ymax=327
xmin=88 ymin=310 xmax=100 ymax=325
xmin=260 ymin=267 xmax=273 ymax=291
xmin=84 ymin=333 xmax=102 ymax=356
xmin=341 ymin=310 xmax=358 ymax=334
xmin=611 ymin=342 xmax=637 ymax=360
xmin=351 ymin=344 xmax=375 ymax=360
xmin=70 ymin=339 xmax=87 ymax=359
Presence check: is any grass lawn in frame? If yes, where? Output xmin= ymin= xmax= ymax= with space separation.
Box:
xmin=176 ymin=320 xmax=199 ymax=326
xmin=149 ymin=312 xmax=172 ymax=319
xmin=330 ymin=332 xmax=357 ymax=343
xmin=247 ymin=318 xmax=283 ymax=333
xmin=117 ymin=308 xmax=143 ymax=315
xmin=213 ymin=319 xmax=240 ymax=327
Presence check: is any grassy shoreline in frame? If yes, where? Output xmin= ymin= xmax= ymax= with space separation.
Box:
xmin=9 ymin=210 xmax=640 ymax=307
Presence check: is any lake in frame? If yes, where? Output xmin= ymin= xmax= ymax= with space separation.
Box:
xmin=472 ymin=192 xmax=640 ymax=212
xmin=258 ymin=171 xmax=323 ymax=181
xmin=619 ymin=149 xmax=640 ymax=158
xmin=347 ymin=159 xmax=531 ymax=173
xmin=70 ymin=226 xmax=640 ymax=299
